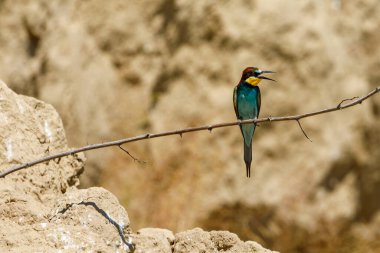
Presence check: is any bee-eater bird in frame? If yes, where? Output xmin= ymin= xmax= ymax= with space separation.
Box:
xmin=233 ymin=67 xmax=275 ymax=177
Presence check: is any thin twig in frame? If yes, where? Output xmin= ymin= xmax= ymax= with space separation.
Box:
xmin=118 ymin=145 xmax=146 ymax=164
xmin=337 ymin=96 xmax=359 ymax=109
xmin=0 ymin=87 xmax=378 ymax=178
xmin=296 ymin=120 xmax=312 ymax=142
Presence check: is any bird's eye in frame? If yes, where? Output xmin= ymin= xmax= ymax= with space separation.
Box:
xmin=253 ymin=70 xmax=261 ymax=77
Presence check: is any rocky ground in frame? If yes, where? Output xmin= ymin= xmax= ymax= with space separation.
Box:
xmin=0 ymin=1 xmax=380 ymax=252
xmin=0 ymin=81 xmax=276 ymax=252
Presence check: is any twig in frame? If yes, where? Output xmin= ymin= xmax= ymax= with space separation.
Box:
xmin=296 ymin=120 xmax=312 ymax=142
xmin=0 ymin=87 xmax=378 ymax=178
xmin=337 ymin=96 xmax=359 ymax=109
xmin=118 ymin=145 xmax=146 ymax=164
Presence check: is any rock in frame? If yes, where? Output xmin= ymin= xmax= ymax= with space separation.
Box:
xmin=138 ymin=227 xmax=175 ymax=243
xmin=210 ymin=231 xmax=240 ymax=251
xmin=173 ymin=228 xmax=217 ymax=253
xmin=0 ymin=80 xmax=84 ymax=194
xmin=0 ymin=81 xmax=129 ymax=252
xmin=173 ymin=228 xmax=277 ymax=253
xmin=134 ymin=228 xmax=174 ymax=253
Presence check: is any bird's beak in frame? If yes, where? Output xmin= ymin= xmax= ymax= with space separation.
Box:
xmin=258 ymin=70 xmax=276 ymax=82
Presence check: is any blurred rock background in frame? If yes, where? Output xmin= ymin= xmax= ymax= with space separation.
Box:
xmin=0 ymin=0 xmax=379 ymax=252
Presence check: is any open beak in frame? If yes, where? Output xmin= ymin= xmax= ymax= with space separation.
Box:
xmin=258 ymin=70 xmax=276 ymax=82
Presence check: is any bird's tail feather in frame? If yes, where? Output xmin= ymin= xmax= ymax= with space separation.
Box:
xmin=244 ymin=142 xmax=252 ymax=178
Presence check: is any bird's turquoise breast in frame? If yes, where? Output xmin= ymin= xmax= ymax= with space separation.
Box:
xmin=237 ymin=84 xmax=259 ymax=119
xmin=236 ymin=83 xmax=260 ymax=146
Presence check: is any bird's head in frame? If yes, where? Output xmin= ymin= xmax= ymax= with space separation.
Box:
xmin=240 ymin=67 xmax=275 ymax=86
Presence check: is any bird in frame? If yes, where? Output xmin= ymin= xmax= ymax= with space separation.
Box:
xmin=233 ymin=67 xmax=275 ymax=177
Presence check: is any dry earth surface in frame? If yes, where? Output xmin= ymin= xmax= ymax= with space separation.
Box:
xmin=0 ymin=1 xmax=380 ymax=252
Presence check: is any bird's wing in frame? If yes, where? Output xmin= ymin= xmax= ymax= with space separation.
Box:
xmin=257 ymin=88 xmax=261 ymax=116
xmin=233 ymin=86 xmax=238 ymax=117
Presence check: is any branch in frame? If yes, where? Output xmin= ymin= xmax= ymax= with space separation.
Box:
xmin=0 ymin=87 xmax=379 ymax=178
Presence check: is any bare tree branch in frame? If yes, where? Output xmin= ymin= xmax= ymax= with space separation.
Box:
xmin=0 ymin=87 xmax=379 ymax=178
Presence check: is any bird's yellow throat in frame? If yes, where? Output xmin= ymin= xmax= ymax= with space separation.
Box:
xmin=245 ymin=76 xmax=262 ymax=86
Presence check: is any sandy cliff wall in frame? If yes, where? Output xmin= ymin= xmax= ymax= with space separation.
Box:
xmin=0 ymin=1 xmax=379 ymax=252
